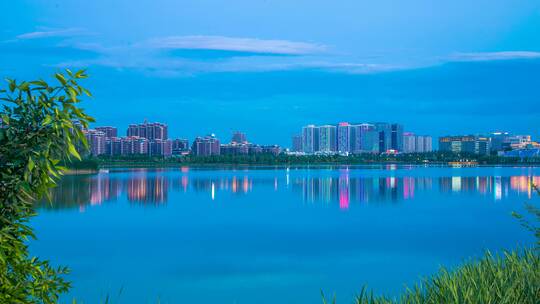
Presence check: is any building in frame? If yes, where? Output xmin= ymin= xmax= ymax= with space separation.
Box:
xmin=291 ymin=135 xmax=303 ymax=152
xmin=439 ymin=135 xmax=491 ymax=155
xmin=350 ymin=123 xmax=379 ymax=154
xmin=231 ymin=131 xmax=247 ymax=144
xmin=220 ymin=143 xmax=249 ymax=155
xmin=402 ymin=133 xmax=433 ymax=153
xmin=105 ymin=137 xmax=122 ymax=156
xmin=191 ymin=135 xmax=220 ymax=156
xmin=261 ymin=145 xmax=281 ymax=156
xmin=318 ymin=125 xmax=337 ymax=153
xmin=403 ymin=132 xmax=416 ymax=153
xmin=490 ymin=132 xmax=511 ymax=151
xmin=121 ymin=136 xmax=149 ymax=155
xmin=172 ymin=139 xmax=190 ymax=155
xmin=84 ymin=129 xmax=106 ymax=156
xmin=373 ymin=122 xmax=392 ymax=153
xmin=424 ymin=136 xmax=433 ymax=152
xmin=337 ymin=122 xmax=351 ymax=154
xmin=302 ymin=125 xmax=319 ymax=154
xmin=150 ymin=139 xmax=173 ymax=157
xmin=415 ymin=135 xmax=425 ymax=153
xmin=95 ymin=126 xmax=118 ymax=138
xmin=127 ymin=121 xmax=168 ymax=141
xmin=390 ymin=123 xmax=404 ymax=152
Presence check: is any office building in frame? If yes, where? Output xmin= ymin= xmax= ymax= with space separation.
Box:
xmin=373 ymin=122 xmax=392 ymax=153
xmin=439 ymin=135 xmax=491 ymax=155
xmin=391 ymin=123 xmax=404 ymax=152
xmin=350 ymin=123 xmax=379 ymax=154
xmin=490 ymin=132 xmax=511 ymax=151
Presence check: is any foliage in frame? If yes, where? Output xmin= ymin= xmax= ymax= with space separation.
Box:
xmin=94 ymin=152 xmax=540 ymax=167
xmin=512 ymin=184 xmax=540 ymax=248
xmin=0 ymin=70 xmax=94 ymax=303
xmin=345 ymin=250 xmax=540 ymax=304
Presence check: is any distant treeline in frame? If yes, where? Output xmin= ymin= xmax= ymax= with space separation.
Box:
xmin=63 ymin=152 xmax=540 ymax=169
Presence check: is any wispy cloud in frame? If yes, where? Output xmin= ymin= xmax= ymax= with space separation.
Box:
xmin=449 ymin=51 xmax=540 ymax=62
xmin=16 ymin=28 xmax=91 ymax=40
xmin=142 ymin=35 xmax=327 ymax=55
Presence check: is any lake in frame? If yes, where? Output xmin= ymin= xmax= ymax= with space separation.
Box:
xmin=31 ymin=165 xmax=538 ymax=303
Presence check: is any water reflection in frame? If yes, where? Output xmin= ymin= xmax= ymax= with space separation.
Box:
xmin=38 ymin=169 xmax=540 ymax=211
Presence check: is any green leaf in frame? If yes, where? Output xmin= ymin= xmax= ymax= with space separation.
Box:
xmin=27 ymin=157 xmax=35 ymax=172
xmin=55 ymin=73 xmax=67 ymax=86
xmin=42 ymin=115 xmax=53 ymax=126
xmin=67 ymin=87 xmax=78 ymax=102
xmin=7 ymin=79 xmax=16 ymax=92
xmin=68 ymin=143 xmax=81 ymax=160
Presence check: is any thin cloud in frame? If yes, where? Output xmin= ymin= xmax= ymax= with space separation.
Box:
xmin=450 ymin=51 xmax=540 ymax=62
xmin=16 ymin=28 xmax=91 ymax=40
xmin=143 ymin=35 xmax=327 ymax=55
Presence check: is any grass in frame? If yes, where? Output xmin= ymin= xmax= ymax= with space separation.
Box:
xmin=323 ymin=249 xmax=540 ymax=304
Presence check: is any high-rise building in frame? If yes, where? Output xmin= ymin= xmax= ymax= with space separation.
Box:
xmin=291 ymin=135 xmax=303 ymax=152
xmin=423 ymin=136 xmax=433 ymax=152
xmin=302 ymin=125 xmax=319 ymax=154
xmin=415 ymin=136 xmax=425 ymax=153
xmin=84 ymin=129 xmax=106 ymax=156
xmin=403 ymin=133 xmax=433 ymax=153
xmin=403 ymin=132 xmax=416 ymax=153
xmin=337 ymin=122 xmax=351 ymax=154
xmin=391 ymin=123 xmax=403 ymax=152
xmin=231 ymin=131 xmax=247 ymax=144
xmin=373 ymin=122 xmax=392 ymax=153
xmin=150 ymin=139 xmax=173 ymax=157
xmin=127 ymin=121 xmax=168 ymax=141
xmin=121 ymin=136 xmax=149 ymax=155
xmin=350 ymin=124 xmax=378 ymax=154
xmin=191 ymin=135 xmax=220 ymax=156
xmin=318 ymin=125 xmax=337 ymax=152
xmin=105 ymin=137 xmax=122 ymax=156
xmin=95 ymin=126 xmax=118 ymax=138
xmin=439 ymin=135 xmax=491 ymax=155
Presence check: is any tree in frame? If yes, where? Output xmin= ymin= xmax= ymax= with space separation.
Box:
xmin=0 ymin=70 xmax=94 ymax=303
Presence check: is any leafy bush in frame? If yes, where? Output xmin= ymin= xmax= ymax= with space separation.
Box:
xmin=0 ymin=70 xmax=94 ymax=303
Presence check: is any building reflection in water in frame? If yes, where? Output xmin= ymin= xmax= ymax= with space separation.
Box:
xmin=40 ymin=169 xmax=540 ymax=211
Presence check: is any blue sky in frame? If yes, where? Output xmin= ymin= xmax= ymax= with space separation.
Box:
xmin=1 ymin=0 xmax=539 ymax=146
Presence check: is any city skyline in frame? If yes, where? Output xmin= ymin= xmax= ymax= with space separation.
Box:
xmin=83 ymin=118 xmax=539 ymax=157
xmin=1 ymin=1 xmax=539 ymax=146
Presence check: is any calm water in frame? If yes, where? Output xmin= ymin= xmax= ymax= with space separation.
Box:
xmin=31 ymin=165 xmax=538 ymax=304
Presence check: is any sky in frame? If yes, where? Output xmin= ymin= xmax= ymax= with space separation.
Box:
xmin=1 ymin=0 xmax=539 ymax=146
